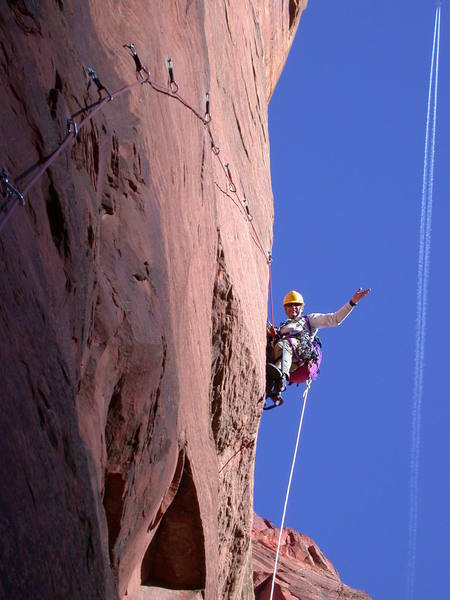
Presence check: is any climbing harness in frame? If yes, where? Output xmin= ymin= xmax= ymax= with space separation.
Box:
xmin=264 ymin=314 xmax=321 ymax=410
xmin=269 ymin=378 xmax=312 ymax=600
xmin=283 ymin=316 xmax=322 ymax=384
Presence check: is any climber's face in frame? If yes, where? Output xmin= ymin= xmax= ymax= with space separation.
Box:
xmin=284 ymin=303 xmax=304 ymax=318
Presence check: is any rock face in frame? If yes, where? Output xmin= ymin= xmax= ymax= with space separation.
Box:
xmin=0 ymin=2 xmax=371 ymax=600
xmin=252 ymin=515 xmax=371 ymax=600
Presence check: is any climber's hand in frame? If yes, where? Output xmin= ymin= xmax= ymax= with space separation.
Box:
xmin=267 ymin=324 xmax=277 ymax=338
xmin=351 ymin=287 xmax=371 ymax=304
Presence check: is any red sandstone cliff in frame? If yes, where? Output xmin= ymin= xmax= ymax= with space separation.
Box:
xmin=252 ymin=515 xmax=371 ymax=600
xmin=0 ymin=2 xmax=368 ymax=599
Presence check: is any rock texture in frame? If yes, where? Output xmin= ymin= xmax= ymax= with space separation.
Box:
xmin=0 ymin=2 xmax=371 ymax=600
xmin=252 ymin=515 xmax=371 ymax=600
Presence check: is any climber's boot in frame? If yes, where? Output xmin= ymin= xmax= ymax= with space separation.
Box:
xmin=266 ymin=363 xmax=283 ymax=396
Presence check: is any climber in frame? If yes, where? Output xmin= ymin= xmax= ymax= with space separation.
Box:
xmin=265 ymin=287 xmax=371 ymax=407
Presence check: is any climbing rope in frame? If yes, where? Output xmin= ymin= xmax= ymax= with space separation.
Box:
xmin=0 ymin=70 xmax=147 ymax=235
xmin=268 ymin=255 xmax=274 ymax=327
xmin=269 ymin=378 xmax=312 ymax=600
xmin=0 ymin=45 xmax=272 ymax=273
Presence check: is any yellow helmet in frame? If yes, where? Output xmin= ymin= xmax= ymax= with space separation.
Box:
xmin=283 ymin=290 xmax=304 ymax=306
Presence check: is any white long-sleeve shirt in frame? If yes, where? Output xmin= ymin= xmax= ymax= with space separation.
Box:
xmin=278 ymin=302 xmax=354 ymax=339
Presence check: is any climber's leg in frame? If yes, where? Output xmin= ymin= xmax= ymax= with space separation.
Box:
xmin=272 ymin=339 xmax=293 ymax=377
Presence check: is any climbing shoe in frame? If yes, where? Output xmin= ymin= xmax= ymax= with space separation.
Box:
xmin=263 ymin=394 xmax=284 ymax=411
xmin=266 ymin=363 xmax=288 ymax=395
xmin=266 ymin=363 xmax=283 ymax=392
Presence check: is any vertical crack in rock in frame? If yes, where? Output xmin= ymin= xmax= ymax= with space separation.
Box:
xmin=243 ymin=80 xmax=256 ymax=126
xmin=72 ymin=121 xmax=100 ymax=191
xmin=289 ymin=0 xmax=302 ymax=32
xmin=210 ymin=231 xmax=261 ymax=597
xmin=36 ymin=389 xmax=60 ymax=450
xmin=210 ymin=233 xmax=259 ymax=452
xmin=250 ymin=54 xmax=267 ymax=144
xmin=140 ymin=454 xmax=206 ymax=591
xmin=251 ymin=55 xmax=261 ymax=111
xmin=47 ymin=70 xmax=62 ymax=120
xmin=200 ymin=140 xmax=206 ymax=195
xmin=223 ymin=0 xmax=233 ymax=41
xmin=142 ymin=336 xmax=167 ymax=453
xmin=46 ymin=179 xmax=71 ymax=259
xmin=105 ymin=375 xmax=126 ymax=461
xmin=147 ymin=448 xmax=185 ymax=534
xmin=210 ymin=234 xmax=235 ymax=453
xmin=110 ymin=134 xmax=119 ymax=180
xmin=1 ymin=40 xmax=10 ymax=72
xmin=103 ymin=375 xmax=127 ymax=571
xmin=132 ymin=142 xmax=145 ymax=185
xmin=102 ymin=132 xmax=119 ymax=215
xmin=103 ymin=471 xmax=126 ymax=565
xmin=232 ymin=101 xmax=250 ymax=161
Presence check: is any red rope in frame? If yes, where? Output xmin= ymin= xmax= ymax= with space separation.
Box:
xmin=268 ymin=262 xmax=275 ymax=326
xmin=0 ymin=62 xmax=273 ymax=294
xmin=144 ymin=77 xmax=271 ymax=265
xmin=0 ymin=79 xmax=146 ymax=234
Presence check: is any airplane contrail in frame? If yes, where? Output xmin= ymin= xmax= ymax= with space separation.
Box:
xmin=406 ymin=7 xmax=440 ymax=600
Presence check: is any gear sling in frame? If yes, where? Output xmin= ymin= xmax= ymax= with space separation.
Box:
xmin=284 ymin=315 xmax=322 ymax=384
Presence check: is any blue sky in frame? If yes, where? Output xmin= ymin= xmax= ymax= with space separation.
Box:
xmin=254 ymin=2 xmax=450 ymax=599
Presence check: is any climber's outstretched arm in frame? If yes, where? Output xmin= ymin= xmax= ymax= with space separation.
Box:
xmin=309 ymin=287 xmax=371 ymax=330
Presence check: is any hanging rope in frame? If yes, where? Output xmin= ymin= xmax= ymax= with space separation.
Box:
xmin=268 ymin=255 xmax=274 ymax=326
xmin=269 ymin=378 xmax=312 ymax=600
